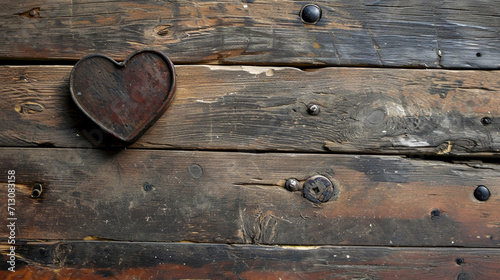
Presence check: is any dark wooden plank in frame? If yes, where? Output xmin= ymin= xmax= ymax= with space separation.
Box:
xmin=2 ymin=241 xmax=500 ymax=279
xmin=3 ymin=65 xmax=500 ymax=155
xmin=1 ymin=148 xmax=499 ymax=247
xmin=2 ymin=0 xmax=500 ymax=68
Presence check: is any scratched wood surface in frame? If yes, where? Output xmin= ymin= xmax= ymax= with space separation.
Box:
xmin=3 ymin=65 xmax=500 ymax=155
xmin=2 ymin=242 xmax=499 ymax=280
xmin=2 ymin=0 xmax=500 ymax=68
xmin=2 ymin=0 xmax=500 ymax=278
xmin=1 ymin=148 xmax=499 ymax=247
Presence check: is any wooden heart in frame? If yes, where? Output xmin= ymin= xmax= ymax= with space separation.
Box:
xmin=70 ymin=50 xmax=176 ymax=142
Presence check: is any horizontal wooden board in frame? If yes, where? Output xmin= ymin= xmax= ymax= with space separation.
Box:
xmin=0 ymin=148 xmax=499 ymax=247
xmin=2 ymin=241 xmax=500 ymax=279
xmin=2 ymin=65 xmax=500 ymax=155
xmin=2 ymin=0 xmax=500 ymax=68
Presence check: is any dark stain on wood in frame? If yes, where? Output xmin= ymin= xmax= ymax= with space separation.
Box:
xmin=1 ymin=148 xmax=499 ymax=247
xmin=2 ymin=241 xmax=500 ymax=279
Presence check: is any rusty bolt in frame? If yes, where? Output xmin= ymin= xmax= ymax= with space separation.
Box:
xmin=285 ymin=178 xmax=301 ymax=192
xmin=307 ymin=104 xmax=320 ymax=115
xmin=31 ymin=183 xmax=43 ymax=198
xmin=303 ymin=175 xmax=334 ymax=203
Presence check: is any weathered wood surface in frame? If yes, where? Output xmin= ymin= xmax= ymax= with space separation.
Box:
xmin=1 ymin=148 xmax=499 ymax=247
xmin=2 ymin=0 xmax=500 ymax=68
xmin=2 ymin=242 xmax=500 ymax=279
xmin=3 ymin=65 xmax=500 ymax=155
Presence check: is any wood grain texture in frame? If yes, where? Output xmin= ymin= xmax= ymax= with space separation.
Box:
xmin=2 ymin=241 xmax=500 ymax=279
xmin=1 ymin=0 xmax=500 ymax=68
xmin=1 ymin=148 xmax=499 ymax=247
xmin=2 ymin=65 xmax=500 ymax=155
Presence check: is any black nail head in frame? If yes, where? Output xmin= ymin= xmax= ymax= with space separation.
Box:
xmin=430 ymin=209 xmax=440 ymax=219
xmin=474 ymin=185 xmax=490 ymax=201
xmin=481 ymin=117 xmax=492 ymax=126
xmin=300 ymin=4 xmax=322 ymax=24
xmin=143 ymin=182 xmax=154 ymax=191
xmin=455 ymin=257 xmax=464 ymax=265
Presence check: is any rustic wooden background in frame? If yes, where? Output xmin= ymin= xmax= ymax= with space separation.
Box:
xmin=2 ymin=0 xmax=500 ymax=279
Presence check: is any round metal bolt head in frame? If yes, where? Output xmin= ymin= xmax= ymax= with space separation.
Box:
xmin=300 ymin=4 xmax=322 ymax=24
xmin=307 ymin=104 xmax=320 ymax=115
xmin=29 ymin=9 xmax=37 ymax=17
xmin=481 ymin=117 xmax=492 ymax=126
xmin=474 ymin=185 xmax=490 ymax=201
xmin=285 ymin=178 xmax=301 ymax=192
xmin=303 ymin=175 xmax=334 ymax=203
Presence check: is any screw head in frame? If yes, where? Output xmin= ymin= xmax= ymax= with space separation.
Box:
xmin=300 ymin=4 xmax=322 ymax=24
xmin=474 ymin=185 xmax=490 ymax=201
xmin=455 ymin=257 xmax=465 ymax=265
xmin=303 ymin=175 xmax=334 ymax=203
xmin=285 ymin=178 xmax=301 ymax=192
xmin=29 ymin=9 xmax=37 ymax=17
xmin=307 ymin=104 xmax=320 ymax=115
xmin=481 ymin=117 xmax=492 ymax=126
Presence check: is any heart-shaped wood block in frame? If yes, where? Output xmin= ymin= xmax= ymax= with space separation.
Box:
xmin=70 ymin=50 xmax=176 ymax=142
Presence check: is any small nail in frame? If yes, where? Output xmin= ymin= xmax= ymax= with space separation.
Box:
xmin=481 ymin=117 xmax=492 ymax=126
xmin=430 ymin=209 xmax=440 ymax=219
xmin=307 ymin=104 xmax=320 ymax=115
xmin=285 ymin=178 xmax=301 ymax=192
xmin=143 ymin=182 xmax=153 ymax=191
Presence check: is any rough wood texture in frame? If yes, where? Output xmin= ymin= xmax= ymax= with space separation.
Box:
xmin=2 ymin=241 xmax=500 ymax=279
xmin=2 ymin=0 xmax=500 ymax=68
xmin=1 ymin=148 xmax=499 ymax=247
xmin=2 ymin=65 xmax=500 ymax=155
